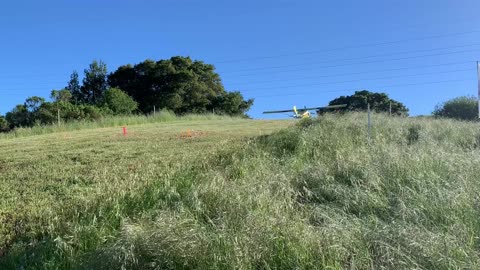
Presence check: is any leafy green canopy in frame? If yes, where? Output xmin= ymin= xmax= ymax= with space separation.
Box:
xmin=2 ymin=57 xmax=252 ymax=130
xmin=5 ymin=93 xmax=106 ymax=128
xmin=108 ymin=56 xmax=253 ymax=115
xmin=103 ymin=87 xmax=138 ymax=114
xmin=66 ymin=71 xmax=82 ymax=104
xmin=0 ymin=115 xmax=8 ymax=131
xmin=433 ymin=96 xmax=478 ymax=121
xmin=328 ymin=90 xmax=409 ymax=116
xmin=81 ymin=60 xmax=108 ymax=105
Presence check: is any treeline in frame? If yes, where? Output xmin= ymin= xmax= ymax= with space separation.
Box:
xmin=0 ymin=56 xmax=253 ymax=131
xmin=325 ymin=91 xmax=479 ymax=121
xmin=327 ymin=90 xmax=409 ymax=116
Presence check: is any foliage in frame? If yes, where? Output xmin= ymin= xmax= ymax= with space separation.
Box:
xmin=51 ymin=89 xmax=73 ymax=103
xmin=5 ymin=96 xmax=46 ymax=127
xmin=81 ymin=60 xmax=108 ymax=104
xmin=24 ymin=96 xmax=46 ymax=113
xmin=329 ymin=90 xmax=409 ymax=116
xmin=5 ymin=104 xmax=29 ymax=127
xmin=103 ymin=88 xmax=138 ymax=114
xmin=108 ymin=56 xmax=253 ymax=116
xmin=43 ymin=102 xmax=106 ymax=123
xmin=0 ymin=115 xmax=8 ymax=132
xmin=5 ymin=57 xmax=253 ymax=129
xmin=406 ymin=124 xmax=421 ymax=145
xmin=67 ymin=71 xmax=82 ymax=104
xmin=433 ymin=95 xmax=478 ymax=121
xmin=295 ymin=117 xmax=315 ymax=129
xmin=5 ymin=96 xmax=108 ymax=128
xmin=211 ymin=91 xmax=254 ymax=116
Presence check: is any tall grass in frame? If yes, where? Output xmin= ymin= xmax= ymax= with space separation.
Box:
xmin=0 ymin=110 xmax=236 ymax=139
xmin=2 ymin=113 xmax=480 ymax=269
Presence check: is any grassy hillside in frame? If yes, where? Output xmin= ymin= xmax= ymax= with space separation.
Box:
xmin=0 ymin=118 xmax=290 ymax=268
xmin=0 ymin=110 xmax=237 ymax=139
xmin=2 ymin=113 xmax=480 ymax=269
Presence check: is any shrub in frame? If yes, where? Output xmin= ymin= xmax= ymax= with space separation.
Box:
xmin=406 ymin=124 xmax=421 ymax=145
xmin=433 ymin=96 xmax=478 ymax=121
xmin=103 ymin=88 xmax=138 ymax=115
xmin=328 ymin=90 xmax=409 ymax=116
xmin=296 ymin=117 xmax=315 ymax=129
xmin=0 ymin=115 xmax=9 ymax=132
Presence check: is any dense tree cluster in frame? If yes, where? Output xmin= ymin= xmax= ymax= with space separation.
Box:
xmin=108 ymin=56 xmax=253 ymax=114
xmin=2 ymin=56 xmax=254 ymax=131
xmin=433 ymin=96 xmax=478 ymax=121
xmin=5 ymin=93 xmax=106 ymax=128
xmin=328 ymin=90 xmax=409 ymax=116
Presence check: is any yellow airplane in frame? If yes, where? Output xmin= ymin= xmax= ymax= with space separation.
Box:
xmin=263 ymin=104 xmax=347 ymax=118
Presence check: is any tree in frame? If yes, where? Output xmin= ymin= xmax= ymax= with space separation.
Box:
xmin=66 ymin=71 xmax=82 ymax=104
xmin=211 ymin=91 xmax=254 ymax=116
xmin=24 ymin=96 xmax=45 ymax=113
xmin=328 ymin=90 xmax=409 ymax=116
xmin=0 ymin=115 xmax=8 ymax=131
xmin=49 ymin=89 xmax=73 ymax=125
xmin=51 ymin=89 xmax=72 ymax=103
xmin=24 ymin=96 xmax=46 ymax=125
xmin=36 ymin=102 xmax=57 ymax=125
xmin=82 ymin=60 xmax=108 ymax=104
xmin=103 ymin=88 xmax=138 ymax=114
xmin=108 ymin=56 xmax=253 ymax=116
xmin=433 ymin=96 xmax=477 ymax=121
xmin=6 ymin=96 xmax=55 ymax=127
xmin=6 ymin=104 xmax=29 ymax=127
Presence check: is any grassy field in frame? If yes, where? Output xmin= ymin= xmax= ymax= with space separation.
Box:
xmin=2 ymin=113 xmax=480 ymax=269
xmin=0 ymin=117 xmax=290 ymax=269
xmin=0 ymin=110 xmax=235 ymax=139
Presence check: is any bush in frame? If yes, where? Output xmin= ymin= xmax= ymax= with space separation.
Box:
xmin=103 ymin=88 xmax=138 ymax=115
xmin=406 ymin=124 xmax=421 ymax=145
xmin=433 ymin=96 xmax=478 ymax=121
xmin=296 ymin=117 xmax=315 ymax=129
xmin=0 ymin=115 xmax=9 ymax=132
xmin=80 ymin=104 xmax=106 ymax=120
xmin=328 ymin=90 xmax=409 ymax=116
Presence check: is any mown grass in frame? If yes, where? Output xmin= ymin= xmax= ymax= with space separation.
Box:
xmin=2 ymin=113 xmax=480 ymax=269
xmin=0 ymin=110 xmax=237 ymax=139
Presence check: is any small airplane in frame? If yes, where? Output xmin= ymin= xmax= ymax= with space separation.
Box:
xmin=263 ymin=104 xmax=347 ymax=119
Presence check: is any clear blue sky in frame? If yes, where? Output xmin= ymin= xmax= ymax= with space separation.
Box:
xmin=1 ymin=0 xmax=479 ymax=118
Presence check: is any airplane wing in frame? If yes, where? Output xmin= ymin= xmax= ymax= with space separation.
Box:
xmin=312 ymin=104 xmax=347 ymax=110
xmin=263 ymin=104 xmax=347 ymax=114
xmin=288 ymin=104 xmax=348 ymax=111
xmin=263 ymin=109 xmax=296 ymax=114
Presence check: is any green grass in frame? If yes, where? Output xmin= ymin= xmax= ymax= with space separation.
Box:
xmin=2 ymin=113 xmax=480 ymax=269
xmin=0 ymin=117 xmax=290 ymax=269
xmin=0 ymin=110 xmax=237 ymax=140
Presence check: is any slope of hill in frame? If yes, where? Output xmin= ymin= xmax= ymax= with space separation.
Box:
xmin=0 ymin=111 xmax=239 ymax=139
xmin=0 ymin=117 xmax=290 ymax=268
xmin=2 ymin=113 xmax=480 ymax=269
